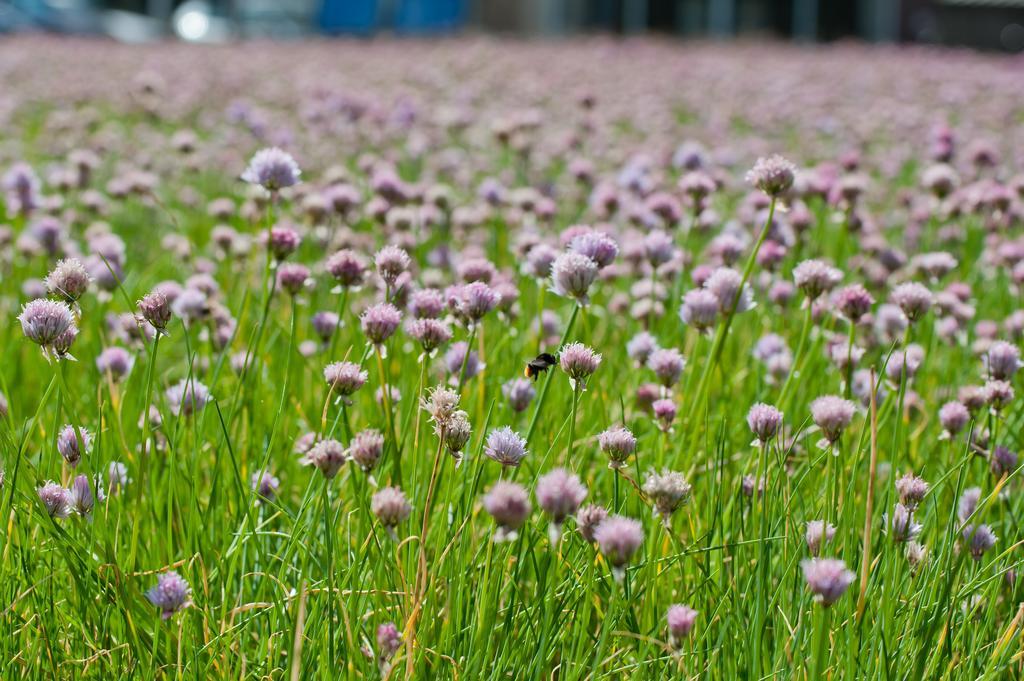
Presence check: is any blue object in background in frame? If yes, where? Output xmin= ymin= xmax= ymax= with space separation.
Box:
xmin=318 ymin=0 xmax=378 ymax=35
xmin=395 ymin=0 xmax=464 ymax=34
xmin=318 ymin=0 xmax=464 ymax=35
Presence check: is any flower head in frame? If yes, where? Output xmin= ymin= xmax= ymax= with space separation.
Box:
xmin=747 ymin=403 xmax=783 ymax=444
xmin=57 ymin=424 xmax=91 ymax=467
xmin=599 ymin=426 xmax=637 ymax=469
xmin=348 ymin=429 xmax=384 ymax=472
xmin=593 ymin=515 xmax=644 ymax=574
xmin=559 ymin=342 xmax=601 ymax=387
xmin=303 ymin=438 xmax=347 ymax=478
xmin=550 ymin=251 xmax=598 ymax=304
xmin=483 ymin=426 xmax=528 ymax=467
xmin=810 ymin=395 xmax=856 ymax=445
xmin=166 ymin=379 xmax=211 ymax=417
xmin=805 ymin=520 xmax=836 ymax=556
xmin=18 ymin=299 xmax=75 ymax=349
xmin=45 ymin=258 xmax=91 ymax=302
xmin=746 ymin=155 xmax=796 ymax=196
xmin=146 ymin=571 xmax=192 ymax=619
xmin=372 ymin=486 xmax=412 ymax=532
xmin=483 ymin=481 xmax=531 ymax=542
xmin=801 ymin=558 xmax=855 ymax=606
xmin=361 ymin=303 xmax=402 ymax=346
xmin=666 ymin=605 xmax=698 ymax=646
xmin=38 ymin=481 xmax=72 ymax=519
xmin=324 ymin=362 xmax=368 ymax=399
xmin=643 ymin=469 xmax=692 ymax=521
xmin=536 ymin=468 xmax=588 ymax=526
xmin=241 ymin=147 xmax=301 ymax=191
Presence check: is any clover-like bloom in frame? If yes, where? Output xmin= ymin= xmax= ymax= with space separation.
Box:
xmin=483 ymin=426 xmax=528 ymax=467
xmin=241 ymin=147 xmax=301 ymax=191
xmin=801 ymin=558 xmax=855 ymax=606
xmin=147 ymin=571 xmax=192 ymax=619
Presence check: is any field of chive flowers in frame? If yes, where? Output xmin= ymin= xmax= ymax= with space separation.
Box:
xmin=2 ymin=35 xmax=1024 ymax=679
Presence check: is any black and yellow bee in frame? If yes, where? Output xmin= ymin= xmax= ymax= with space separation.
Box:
xmin=524 ymin=353 xmax=558 ymax=381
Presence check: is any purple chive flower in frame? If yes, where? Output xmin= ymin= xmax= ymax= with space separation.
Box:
xmin=805 ymin=520 xmax=836 ymax=556
xmin=984 ymin=379 xmax=1014 ymax=410
xmin=883 ymin=503 xmax=922 ymax=543
xmin=483 ymin=481 xmax=531 ymax=542
xmin=569 ymin=231 xmax=619 ymax=269
xmin=324 ymin=361 xmax=368 ymax=400
xmin=747 ymin=403 xmax=783 ymax=445
xmin=108 ymin=462 xmax=130 ymax=493
xmin=348 ymin=429 xmax=384 ymax=473
xmin=524 ymin=243 xmax=559 ymax=280
xmin=450 ymin=281 xmax=499 ymax=325
xmin=652 ymin=398 xmax=678 ymax=431
xmin=483 ymin=426 xmax=528 ymax=467
xmin=444 ymin=342 xmax=481 ymax=381
xmin=576 ymin=504 xmax=608 ymax=543
xmin=266 ymin=225 xmax=301 ymax=260
xmin=311 ymin=311 xmax=340 ymax=342
xmin=833 ymin=284 xmax=874 ymax=322
xmin=371 ymin=486 xmax=412 ymax=534
xmin=276 ymin=263 xmax=310 ymax=295
xmin=251 ymin=470 xmax=280 ymax=502
xmin=165 ymin=379 xmax=211 ymax=417
xmin=96 ymin=346 xmax=135 ymax=381
xmin=502 ymin=378 xmax=536 ymax=413
xmin=442 ymin=411 xmax=473 ymax=461
xmin=18 ymin=298 xmax=75 ymax=348
xmin=746 ymin=155 xmax=796 ymax=196
xmin=895 ymin=473 xmax=929 ymax=511
xmin=409 ymin=288 xmax=445 ymax=319
xmin=626 ymin=331 xmax=660 ymax=366
xmin=326 ymin=249 xmax=366 ymax=288
xmin=302 ymin=438 xmax=347 ymax=478
xmin=550 ymin=251 xmax=599 ymax=305
xmin=38 ymin=481 xmax=72 ymax=519
xmin=422 ymin=386 xmax=462 ymax=428
xmin=599 ymin=426 xmax=637 ymax=469
xmin=962 ymin=524 xmax=997 ymax=560
xmin=45 ymin=258 xmax=91 ymax=302
xmin=57 ymin=424 xmax=91 ymax=467
xmin=704 ymin=267 xmax=752 ymax=314
xmin=810 ymin=395 xmax=856 ymax=446
xmin=593 ymin=515 xmax=644 ymax=577
xmin=643 ymin=469 xmax=692 ymax=521
xmin=536 ymin=468 xmax=588 ymax=530
xmin=679 ymin=288 xmax=720 ymax=332
xmin=361 ymin=303 xmax=402 ymax=347
xmin=69 ymin=474 xmax=97 ymax=516
xmin=3 ymin=161 xmax=41 ymax=214
xmin=146 ymin=571 xmax=192 ymax=619
xmin=377 ymin=622 xmax=402 ymax=672
xmin=958 ymin=487 xmax=982 ymax=523
xmin=938 ymin=401 xmax=970 ymax=437
xmin=801 ymin=558 xmax=855 ymax=606
xmin=408 ymin=318 xmax=452 ymax=354
xmin=241 ymin=147 xmax=301 ymax=191
xmin=890 ymin=282 xmax=934 ymax=322
xmin=991 ymin=446 xmax=1018 ymax=477
xmin=985 ymin=341 xmax=1021 ymax=381
xmin=374 ymin=245 xmax=411 ymax=289
xmin=666 ymin=605 xmax=698 ymax=646
xmin=793 ymin=260 xmax=842 ymax=300
xmin=647 ymin=348 xmax=685 ymax=388
xmin=559 ymin=342 xmax=601 ymax=387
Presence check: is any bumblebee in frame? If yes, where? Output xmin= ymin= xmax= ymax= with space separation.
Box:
xmin=524 ymin=353 xmax=557 ymax=381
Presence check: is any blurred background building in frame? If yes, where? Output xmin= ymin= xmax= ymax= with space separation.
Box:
xmin=1 ymin=0 xmax=1023 ymax=51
